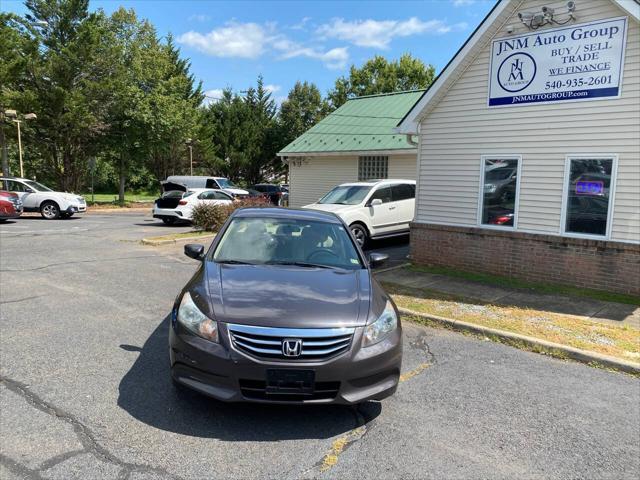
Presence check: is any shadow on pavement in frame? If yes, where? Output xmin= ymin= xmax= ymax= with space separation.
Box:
xmin=117 ymin=315 xmax=381 ymax=441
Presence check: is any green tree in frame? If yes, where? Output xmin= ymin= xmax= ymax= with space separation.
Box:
xmin=327 ymin=53 xmax=436 ymax=108
xmin=279 ymin=81 xmax=330 ymax=147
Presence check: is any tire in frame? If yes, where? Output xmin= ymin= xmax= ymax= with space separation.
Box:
xmin=350 ymin=223 xmax=369 ymax=248
xmin=40 ymin=201 xmax=60 ymax=220
xmin=162 ymin=217 xmax=176 ymax=225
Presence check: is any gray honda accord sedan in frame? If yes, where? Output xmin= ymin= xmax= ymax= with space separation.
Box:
xmin=169 ymin=207 xmax=402 ymax=404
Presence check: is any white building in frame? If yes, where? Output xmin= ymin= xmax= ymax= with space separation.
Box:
xmin=396 ymin=0 xmax=640 ymax=295
xmin=278 ymin=90 xmax=423 ymax=207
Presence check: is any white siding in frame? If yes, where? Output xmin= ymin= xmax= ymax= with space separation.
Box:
xmin=388 ymin=154 xmax=418 ymax=179
xmin=288 ymin=157 xmax=358 ymax=207
xmin=288 ymin=153 xmax=418 ymax=207
xmin=417 ymin=0 xmax=640 ymax=243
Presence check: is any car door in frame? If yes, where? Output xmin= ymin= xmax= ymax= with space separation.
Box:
xmin=390 ymin=183 xmax=416 ymax=232
xmin=365 ymin=186 xmax=397 ymax=235
xmin=7 ymin=181 xmax=37 ymax=210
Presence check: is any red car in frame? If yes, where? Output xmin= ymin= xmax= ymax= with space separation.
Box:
xmin=0 ymin=190 xmax=23 ymax=222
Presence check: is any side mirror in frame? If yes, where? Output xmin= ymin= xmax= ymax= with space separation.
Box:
xmin=184 ymin=243 xmax=205 ymax=260
xmin=369 ymin=198 xmax=383 ymax=207
xmin=368 ymin=252 xmax=389 ymax=268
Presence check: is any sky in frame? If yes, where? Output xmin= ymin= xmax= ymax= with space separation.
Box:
xmin=2 ymin=0 xmax=496 ymax=105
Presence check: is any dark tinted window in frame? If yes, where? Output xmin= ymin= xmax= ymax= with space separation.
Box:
xmin=481 ymin=159 xmax=519 ymax=226
xmin=205 ymin=179 xmax=220 ymax=189
xmin=6 ymin=181 xmax=27 ymax=192
xmin=369 ymin=186 xmax=392 ymax=204
xmin=391 ymin=184 xmax=415 ymax=201
xmin=565 ymin=158 xmax=613 ymax=236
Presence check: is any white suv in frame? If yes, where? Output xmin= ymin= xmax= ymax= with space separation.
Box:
xmin=304 ymin=179 xmax=416 ymax=247
xmin=0 ymin=177 xmax=86 ymax=220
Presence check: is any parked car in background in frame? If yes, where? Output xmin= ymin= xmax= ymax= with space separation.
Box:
xmin=251 ymin=183 xmax=285 ymax=205
xmin=0 ymin=177 xmax=86 ymax=220
xmin=0 ymin=190 xmax=23 ymax=222
xmin=304 ymin=180 xmax=416 ymax=247
xmin=171 ymin=206 xmax=401 ymax=404
xmin=153 ymin=187 xmax=234 ymax=224
xmin=165 ymin=176 xmax=249 ymax=198
xmin=245 ymin=188 xmax=269 ymax=201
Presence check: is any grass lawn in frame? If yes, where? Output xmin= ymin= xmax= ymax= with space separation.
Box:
xmin=144 ymin=230 xmax=215 ymax=242
xmin=383 ymin=282 xmax=640 ymax=363
xmin=82 ymin=192 xmax=157 ymax=204
xmin=408 ymin=264 xmax=640 ymax=306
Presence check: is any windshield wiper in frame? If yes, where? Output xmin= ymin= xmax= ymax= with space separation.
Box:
xmin=264 ymin=261 xmax=335 ymax=269
xmin=216 ymin=259 xmax=256 ymax=265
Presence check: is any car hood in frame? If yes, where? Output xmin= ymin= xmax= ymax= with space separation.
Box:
xmin=224 ymin=188 xmax=249 ymax=196
xmin=303 ymin=203 xmax=359 ymax=213
xmin=206 ymin=263 xmax=371 ymax=328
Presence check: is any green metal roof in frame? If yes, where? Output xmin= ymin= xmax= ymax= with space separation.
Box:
xmin=278 ymin=89 xmax=425 ymax=155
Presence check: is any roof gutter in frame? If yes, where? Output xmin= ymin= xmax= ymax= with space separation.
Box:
xmin=405 ymin=134 xmax=419 ymax=146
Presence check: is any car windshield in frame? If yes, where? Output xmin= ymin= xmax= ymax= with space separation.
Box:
xmin=213 ymin=217 xmax=363 ymax=270
xmin=216 ymin=178 xmax=235 ymax=188
xmin=23 ymin=180 xmax=53 ymax=192
xmin=318 ymin=185 xmax=371 ymax=205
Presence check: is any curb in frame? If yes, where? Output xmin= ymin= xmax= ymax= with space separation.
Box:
xmin=398 ymin=306 xmax=640 ymax=375
xmin=141 ymin=233 xmax=216 ymax=246
xmin=373 ymin=262 xmax=411 ymax=274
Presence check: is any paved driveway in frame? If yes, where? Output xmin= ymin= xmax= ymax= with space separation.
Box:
xmin=1 ymin=213 xmax=638 ymax=479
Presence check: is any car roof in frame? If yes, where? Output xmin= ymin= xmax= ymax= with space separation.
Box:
xmin=232 ymin=207 xmax=342 ymax=224
xmin=337 ymin=179 xmax=416 ymax=187
xmin=0 ymin=177 xmax=29 ymax=181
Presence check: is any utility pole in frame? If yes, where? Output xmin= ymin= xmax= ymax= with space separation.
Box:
xmin=186 ymin=138 xmax=193 ymax=175
xmin=14 ymin=120 xmax=23 ymax=177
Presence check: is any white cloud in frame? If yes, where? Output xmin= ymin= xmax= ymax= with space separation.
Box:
xmin=453 ymin=0 xmax=475 ymax=6
xmin=188 ymin=14 xmax=211 ymax=22
xmin=178 ymin=22 xmax=272 ymax=58
xmin=277 ymin=45 xmax=349 ymax=70
xmin=316 ymin=17 xmax=466 ymax=49
xmin=178 ymin=21 xmax=349 ymax=69
xmin=202 ymin=89 xmax=224 ymax=106
xmin=264 ymin=84 xmax=281 ymax=94
xmin=290 ymin=16 xmax=312 ymax=30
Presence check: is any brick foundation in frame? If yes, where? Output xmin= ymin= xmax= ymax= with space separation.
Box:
xmin=410 ymin=223 xmax=640 ymax=296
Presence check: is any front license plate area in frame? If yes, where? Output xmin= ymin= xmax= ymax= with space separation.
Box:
xmin=266 ymin=369 xmax=315 ymax=395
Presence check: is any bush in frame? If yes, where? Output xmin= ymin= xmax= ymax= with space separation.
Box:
xmin=191 ymin=197 xmax=271 ymax=232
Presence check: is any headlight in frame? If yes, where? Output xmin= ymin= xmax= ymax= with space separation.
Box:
xmin=363 ymin=300 xmax=397 ymax=347
xmin=177 ymin=292 xmax=218 ymax=342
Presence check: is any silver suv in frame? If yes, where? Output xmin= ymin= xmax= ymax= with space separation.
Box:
xmin=0 ymin=177 xmax=86 ymax=219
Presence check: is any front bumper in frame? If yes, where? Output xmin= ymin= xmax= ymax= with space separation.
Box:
xmin=66 ymin=204 xmax=86 ymax=213
xmin=169 ymin=318 xmax=402 ymax=404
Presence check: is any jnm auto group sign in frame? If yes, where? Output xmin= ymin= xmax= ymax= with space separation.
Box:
xmin=488 ymin=17 xmax=628 ymax=107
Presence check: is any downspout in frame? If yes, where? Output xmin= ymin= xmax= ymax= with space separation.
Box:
xmin=405 ymin=134 xmax=419 ymax=147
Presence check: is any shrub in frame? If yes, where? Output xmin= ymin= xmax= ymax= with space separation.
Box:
xmin=191 ymin=197 xmax=271 ymax=232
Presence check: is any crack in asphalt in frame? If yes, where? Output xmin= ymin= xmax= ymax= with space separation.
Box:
xmin=0 ymin=255 xmax=162 ymax=273
xmin=297 ymin=329 xmax=438 ymax=477
xmin=0 ymin=295 xmax=44 ymax=305
xmin=0 ymin=376 xmax=184 ymax=480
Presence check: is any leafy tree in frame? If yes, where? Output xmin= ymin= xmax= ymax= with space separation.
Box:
xmin=328 ymin=53 xmax=436 ymax=108
xmin=279 ymin=81 xmax=330 ymax=147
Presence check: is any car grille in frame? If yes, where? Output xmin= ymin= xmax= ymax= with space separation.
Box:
xmin=239 ymin=379 xmax=340 ymax=401
xmin=227 ymin=324 xmax=355 ymax=361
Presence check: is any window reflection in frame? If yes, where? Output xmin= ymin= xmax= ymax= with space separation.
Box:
xmin=565 ymin=158 xmax=612 ymax=236
xmin=481 ymin=159 xmax=519 ymax=227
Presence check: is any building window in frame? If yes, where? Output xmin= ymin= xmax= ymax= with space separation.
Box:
xmin=358 ymin=156 xmax=388 ymax=181
xmin=562 ymin=156 xmax=616 ymax=238
xmin=478 ymin=156 xmax=521 ymax=228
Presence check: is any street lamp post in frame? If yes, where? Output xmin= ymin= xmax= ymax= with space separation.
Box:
xmin=2 ymin=110 xmax=37 ymax=178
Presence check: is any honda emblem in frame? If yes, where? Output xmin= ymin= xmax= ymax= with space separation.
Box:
xmin=282 ymin=338 xmax=302 ymax=357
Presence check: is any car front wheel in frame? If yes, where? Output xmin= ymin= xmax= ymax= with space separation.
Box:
xmin=350 ymin=223 xmax=368 ymax=248
xmin=40 ymin=202 xmax=60 ymax=220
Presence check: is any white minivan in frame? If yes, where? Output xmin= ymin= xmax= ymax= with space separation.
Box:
xmin=304 ymin=179 xmax=416 ymax=247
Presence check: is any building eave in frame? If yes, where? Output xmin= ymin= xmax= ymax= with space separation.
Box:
xmin=277 ymin=148 xmax=417 ymax=158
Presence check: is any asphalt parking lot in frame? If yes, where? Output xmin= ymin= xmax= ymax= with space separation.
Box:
xmin=1 ymin=212 xmax=639 ymax=480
